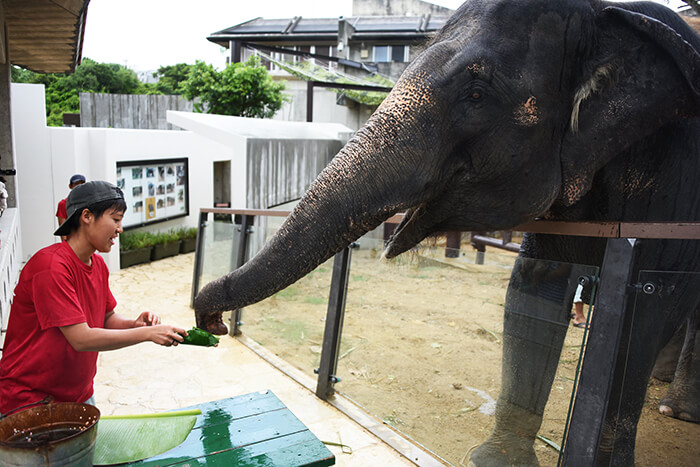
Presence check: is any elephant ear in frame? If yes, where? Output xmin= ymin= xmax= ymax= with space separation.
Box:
xmin=558 ymin=6 xmax=700 ymax=207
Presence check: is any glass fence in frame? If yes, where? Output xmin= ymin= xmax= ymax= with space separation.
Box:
xmin=192 ymin=211 xmax=699 ymax=466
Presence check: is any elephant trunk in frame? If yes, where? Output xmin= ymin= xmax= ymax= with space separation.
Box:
xmin=194 ymin=80 xmax=440 ymax=324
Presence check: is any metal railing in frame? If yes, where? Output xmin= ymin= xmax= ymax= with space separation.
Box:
xmin=190 ymin=207 xmax=700 ymax=466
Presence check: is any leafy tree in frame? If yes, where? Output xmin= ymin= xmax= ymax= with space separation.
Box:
xmin=180 ymin=57 xmax=287 ymax=118
xmin=152 ymin=63 xmax=193 ymax=95
xmin=11 ymin=58 xmax=150 ymax=126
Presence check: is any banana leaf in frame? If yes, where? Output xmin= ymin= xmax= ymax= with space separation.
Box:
xmin=93 ymin=409 xmax=201 ymax=465
xmin=181 ymin=327 xmax=220 ymax=347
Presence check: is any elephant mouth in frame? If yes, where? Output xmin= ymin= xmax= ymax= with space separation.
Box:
xmin=383 ymin=205 xmax=433 ymax=259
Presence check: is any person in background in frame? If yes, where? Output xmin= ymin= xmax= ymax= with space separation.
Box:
xmin=0 ymin=181 xmax=187 ymax=415
xmin=0 ymin=176 xmax=8 ymax=217
xmin=56 ymin=174 xmax=86 ymax=226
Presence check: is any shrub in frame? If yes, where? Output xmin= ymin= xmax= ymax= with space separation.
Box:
xmin=120 ymin=231 xmax=156 ymax=251
xmin=177 ymin=227 xmax=198 ymax=241
xmin=153 ymin=229 xmax=181 ymax=245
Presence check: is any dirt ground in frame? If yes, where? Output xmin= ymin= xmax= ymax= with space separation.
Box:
xmin=225 ymin=240 xmax=698 ymax=466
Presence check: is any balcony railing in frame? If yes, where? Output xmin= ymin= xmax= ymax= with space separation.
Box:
xmin=191 ymin=207 xmax=700 ymax=466
xmin=0 ymin=208 xmax=24 ymax=357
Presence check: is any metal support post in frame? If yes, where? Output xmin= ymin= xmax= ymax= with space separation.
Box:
xmin=190 ymin=211 xmax=210 ymax=307
xmin=315 ymin=245 xmax=354 ymax=399
xmin=561 ymin=238 xmax=637 ymax=465
xmin=229 ymin=214 xmax=254 ymax=336
xmin=306 ymin=81 xmax=314 ymax=122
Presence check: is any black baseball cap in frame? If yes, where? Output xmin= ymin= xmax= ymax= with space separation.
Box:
xmin=54 ymin=181 xmax=125 ymax=236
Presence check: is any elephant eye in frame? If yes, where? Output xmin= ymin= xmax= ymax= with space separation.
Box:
xmin=471 ymin=92 xmax=481 ymax=100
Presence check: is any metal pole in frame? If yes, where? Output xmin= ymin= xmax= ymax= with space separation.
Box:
xmin=306 ymin=81 xmax=314 ymax=122
xmin=190 ymin=211 xmax=210 ymax=307
xmin=316 ymin=245 xmax=353 ymax=399
xmin=230 ymin=214 xmax=254 ymax=336
xmin=561 ymin=238 xmax=637 ymax=465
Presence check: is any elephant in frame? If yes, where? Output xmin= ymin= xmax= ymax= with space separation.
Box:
xmin=194 ymin=0 xmax=700 ymax=465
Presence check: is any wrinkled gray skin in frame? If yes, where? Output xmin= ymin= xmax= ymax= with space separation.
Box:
xmin=195 ymin=0 xmax=700 ymax=465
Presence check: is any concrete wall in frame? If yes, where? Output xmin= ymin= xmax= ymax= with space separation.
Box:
xmin=12 ymin=84 xmax=352 ymax=272
xmin=246 ymin=138 xmax=342 ymax=208
xmin=12 ymin=83 xmax=233 ymax=271
xmin=272 ymin=78 xmax=375 ymax=131
xmin=352 ymin=0 xmax=453 ymax=16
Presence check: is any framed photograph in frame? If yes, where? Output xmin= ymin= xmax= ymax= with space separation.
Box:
xmin=117 ymin=158 xmax=189 ymax=229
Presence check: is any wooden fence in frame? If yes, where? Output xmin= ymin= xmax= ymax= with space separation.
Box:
xmin=79 ymin=93 xmax=195 ymax=130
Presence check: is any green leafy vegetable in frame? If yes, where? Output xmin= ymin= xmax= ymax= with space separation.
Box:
xmin=180 ymin=327 xmax=220 ymax=347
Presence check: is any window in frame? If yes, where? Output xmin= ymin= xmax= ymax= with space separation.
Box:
xmin=374 ymin=45 xmax=390 ymax=62
xmin=391 ymin=45 xmax=407 ymax=63
xmin=373 ymin=45 xmax=408 ymax=63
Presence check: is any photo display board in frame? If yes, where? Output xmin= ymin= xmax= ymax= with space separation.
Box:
xmin=116 ymin=158 xmax=189 ymax=229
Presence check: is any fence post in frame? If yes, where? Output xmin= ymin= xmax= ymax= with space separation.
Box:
xmin=561 ymin=238 xmax=637 ymax=465
xmin=445 ymin=231 xmax=461 ymax=258
xmin=229 ymin=214 xmax=255 ymax=336
xmin=190 ymin=211 xmax=210 ymax=307
xmin=316 ymin=244 xmax=354 ymax=399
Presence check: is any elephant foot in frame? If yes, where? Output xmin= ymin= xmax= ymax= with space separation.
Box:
xmin=658 ymin=384 xmax=700 ymax=422
xmin=469 ymin=432 xmax=539 ymax=467
xmin=470 ymin=402 xmax=542 ymax=467
xmin=196 ymin=310 xmax=229 ymax=335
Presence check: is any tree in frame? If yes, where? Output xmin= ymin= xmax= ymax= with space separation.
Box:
xmin=11 ymin=58 xmax=149 ymax=126
xmin=152 ymin=63 xmax=193 ymax=95
xmin=180 ymin=57 xmax=286 ymax=118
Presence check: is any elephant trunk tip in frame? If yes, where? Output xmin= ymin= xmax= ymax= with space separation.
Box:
xmin=193 ymin=282 xmax=231 ymax=336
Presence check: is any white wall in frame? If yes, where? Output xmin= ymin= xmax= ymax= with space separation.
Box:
xmin=11 ymin=84 xmax=53 ymax=259
xmin=12 ymin=84 xmax=352 ymax=272
xmin=12 ymin=83 xmax=234 ymax=271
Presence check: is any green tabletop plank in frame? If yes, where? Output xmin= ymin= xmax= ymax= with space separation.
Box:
xmin=135 ymin=430 xmax=334 ymax=467
xmin=129 ymin=391 xmax=334 ymax=466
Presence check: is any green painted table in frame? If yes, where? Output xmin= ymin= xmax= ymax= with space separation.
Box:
xmin=129 ymin=390 xmax=335 ymax=466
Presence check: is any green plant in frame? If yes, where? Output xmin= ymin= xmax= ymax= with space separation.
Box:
xmin=120 ymin=231 xmax=156 ymax=251
xmin=177 ymin=227 xmax=198 ymax=241
xmin=180 ymin=57 xmax=287 ymax=118
xmin=153 ymin=229 xmax=181 ymax=245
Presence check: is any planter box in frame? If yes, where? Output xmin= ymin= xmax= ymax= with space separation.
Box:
xmin=151 ymin=241 xmax=181 ymax=261
xmin=180 ymin=238 xmax=197 ymax=254
xmin=120 ymin=247 xmax=153 ymax=268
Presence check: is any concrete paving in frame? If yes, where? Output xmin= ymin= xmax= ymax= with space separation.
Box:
xmin=95 ymin=252 xmax=420 ymax=466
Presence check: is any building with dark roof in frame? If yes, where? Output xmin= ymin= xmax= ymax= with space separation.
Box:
xmin=207 ymin=0 xmax=453 ymax=129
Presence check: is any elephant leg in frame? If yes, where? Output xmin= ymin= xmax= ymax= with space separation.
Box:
xmin=659 ymin=307 xmax=700 ymax=422
xmin=597 ymin=280 xmax=699 ymax=465
xmin=652 ymin=321 xmax=686 ymax=382
xmin=471 ymin=259 xmax=576 ymax=467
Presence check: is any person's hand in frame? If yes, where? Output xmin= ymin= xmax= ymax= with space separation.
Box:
xmin=134 ymin=312 xmax=161 ymax=327
xmin=149 ymin=325 xmax=187 ymax=347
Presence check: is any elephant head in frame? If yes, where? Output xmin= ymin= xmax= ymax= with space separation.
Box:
xmin=194 ymin=0 xmax=700 ymax=333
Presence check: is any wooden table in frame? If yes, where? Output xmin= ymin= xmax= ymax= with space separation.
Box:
xmin=131 ymin=390 xmax=335 ymax=466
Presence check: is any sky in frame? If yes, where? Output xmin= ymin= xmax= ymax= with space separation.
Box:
xmin=81 ymin=0 xmax=465 ymax=73
xmin=81 ymin=0 xmax=689 ymax=73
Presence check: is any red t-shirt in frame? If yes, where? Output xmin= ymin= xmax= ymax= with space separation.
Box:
xmin=0 ymin=242 xmax=116 ymax=413
xmin=56 ymin=198 xmax=67 ymax=219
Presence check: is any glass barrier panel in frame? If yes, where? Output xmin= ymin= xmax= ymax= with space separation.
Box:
xmin=196 ymin=213 xmax=237 ymax=295
xmin=336 ymin=233 xmax=598 ymax=466
xmin=605 ymin=269 xmax=700 ymax=466
xmin=239 ymin=215 xmax=335 ymax=380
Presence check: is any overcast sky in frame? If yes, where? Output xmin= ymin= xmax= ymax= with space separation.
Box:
xmin=81 ymin=0 xmax=464 ymax=72
xmin=81 ymin=0 xmax=688 ymax=73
